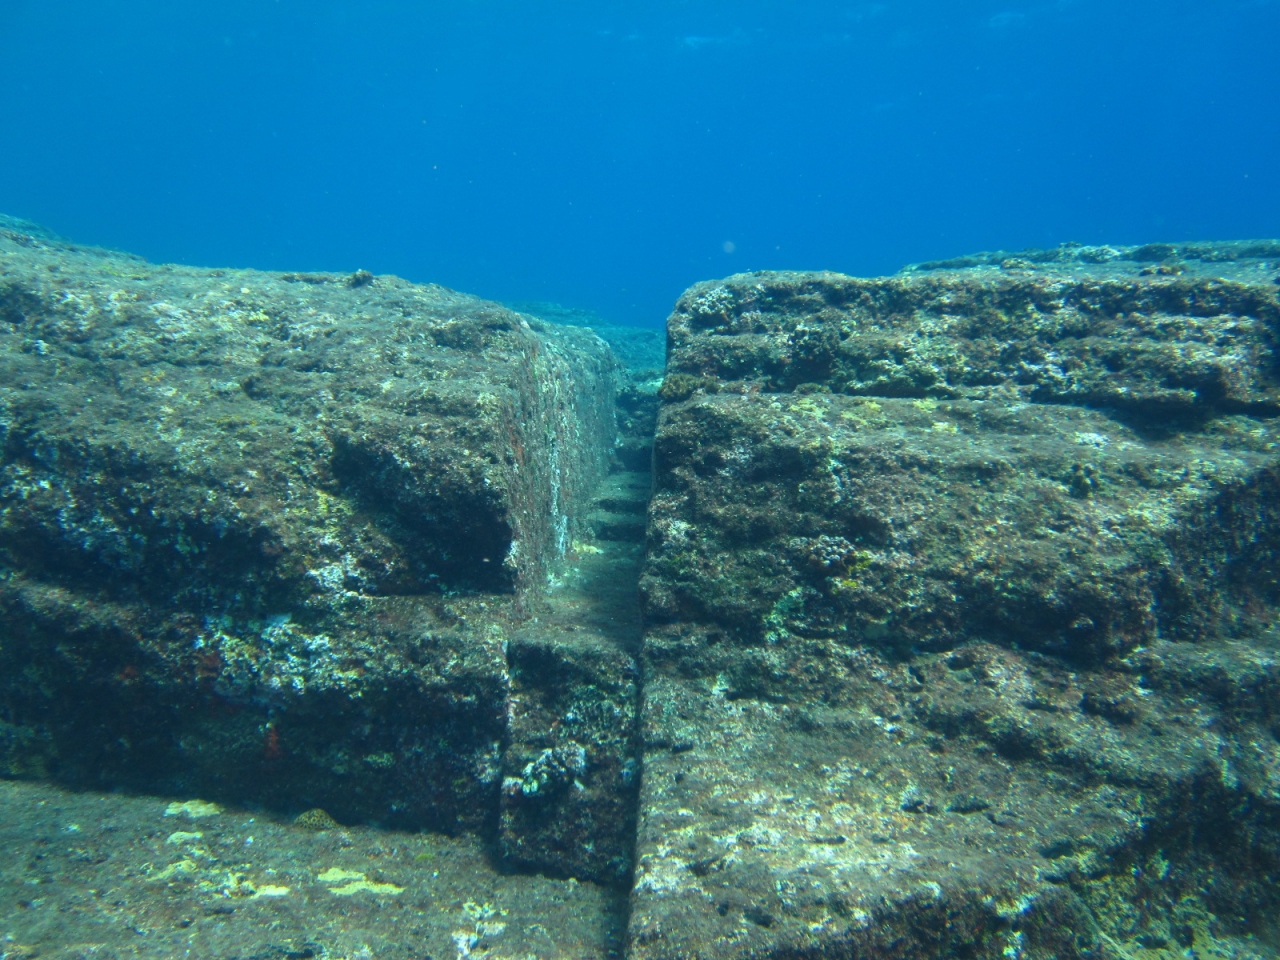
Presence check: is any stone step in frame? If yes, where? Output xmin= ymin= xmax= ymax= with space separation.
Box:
xmin=589 ymin=509 xmax=647 ymax=543
xmin=596 ymin=493 xmax=648 ymax=514
xmin=589 ymin=471 xmax=652 ymax=528
xmin=501 ymin=628 xmax=640 ymax=886
xmin=599 ymin=469 xmax=652 ymax=497
xmin=614 ymin=437 xmax=654 ymax=471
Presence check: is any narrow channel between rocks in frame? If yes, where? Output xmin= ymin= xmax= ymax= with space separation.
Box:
xmin=4 ymin=224 xmax=1280 ymax=960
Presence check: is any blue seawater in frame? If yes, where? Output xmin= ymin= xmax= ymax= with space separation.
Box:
xmin=0 ymin=0 xmax=1277 ymax=324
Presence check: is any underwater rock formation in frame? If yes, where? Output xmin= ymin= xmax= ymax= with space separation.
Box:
xmin=632 ymin=246 xmax=1280 ymax=959
xmin=0 ymin=221 xmax=625 ymax=867
xmin=4 ymin=221 xmax=1280 ymax=958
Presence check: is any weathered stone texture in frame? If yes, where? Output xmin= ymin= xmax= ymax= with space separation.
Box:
xmin=498 ymin=390 xmax=654 ymax=885
xmin=665 ymin=244 xmax=1280 ymax=415
xmin=0 ymin=223 xmax=619 ymax=846
xmin=647 ymin=250 xmax=1280 ymax=662
xmin=645 ymin=392 xmax=1280 ymax=664
xmin=633 ymin=248 xmax=1280 ymax=959
xmin=501 ymin=627 xmax=640 ymax=884
xmin=6 ymin=219 xmax=1280 ymax=954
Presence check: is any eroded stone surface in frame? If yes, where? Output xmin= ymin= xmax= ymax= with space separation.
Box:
xmin=0 ymin=223 xmax=619 ymax=848
xmin=632 ymin=249 xmax=1280 ymax=960
xmin=6 ymin=222 xmax=1280 ymax=955
xmin=499 ymin=382 xmax=654 ymax=885
xmin=0 ymin=777 xmax=626 ymax=960
xmin=501 ymin=573 xmax=642 ymax=885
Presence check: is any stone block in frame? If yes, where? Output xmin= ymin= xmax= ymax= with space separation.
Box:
xmin=0 ymin=223 xmax=618 ymax=838
xmin=632 ymin=247 xmax=1280 ymax=959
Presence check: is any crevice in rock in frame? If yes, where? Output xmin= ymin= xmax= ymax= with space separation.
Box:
xmin=492 ymin=345 xmax=661 ymax=882
xmin=488 ymin=343 xmax=662 ymax=952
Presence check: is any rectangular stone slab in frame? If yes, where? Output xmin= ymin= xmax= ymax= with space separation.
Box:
xmin=644 ymin=391 xmax=1280 ymax=663
xmin=0 ymin=223 xmax=617 ymax=837
xmin=631 ymin=247 xmax=1280 ymax=960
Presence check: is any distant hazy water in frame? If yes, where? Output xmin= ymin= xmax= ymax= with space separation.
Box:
xmin=0 ymin=0 xmax=1276 ymax=324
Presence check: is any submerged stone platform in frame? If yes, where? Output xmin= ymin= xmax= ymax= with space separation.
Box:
xmin=3 ymin=224 xmax=1280 ymax=960
xmin=633 ymin=245 xmax=1280 ymax=960
xmin=0 ymin=220 xmax=635 ymax=881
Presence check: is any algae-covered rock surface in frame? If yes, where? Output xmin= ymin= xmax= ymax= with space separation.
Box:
xmin=5 ymin=223 xmax=1280 ymax=960
xmin=0 ymin=221 xmax=628 ymax=862
xmin=633 ymin=247 xmax=1280 ymax=960
xmin=0 ymin=777 xmax=625 ymax=960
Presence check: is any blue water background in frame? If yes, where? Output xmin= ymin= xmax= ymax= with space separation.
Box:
xmin=1 ymin=1 xmax=1277 ymax=325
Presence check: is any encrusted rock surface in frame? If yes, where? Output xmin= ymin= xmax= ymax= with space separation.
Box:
xmin=500 ymin=548 xmax=644 ymax=886
xmin=498 ymin=356 xmax=655 ymax=886
xmin=5 ymin=222 xmax=1280 ymax=959
xmin=0 ymin=777 xmax=626 ymax=960
xmin=0 ymin=222 xmax=623 ymax=860
xmin=632 ymin=247 xmax=1280 ymax=960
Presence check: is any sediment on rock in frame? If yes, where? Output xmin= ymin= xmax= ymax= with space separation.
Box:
xmin=0 ymin=222 xmax=634 ymax=875
xmin=632 ymin=247 xmax=1280 ymax=960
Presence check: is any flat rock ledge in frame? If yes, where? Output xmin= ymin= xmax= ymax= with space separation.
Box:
xmin=633 ymin=246 xmax=1280 ymax=960
xmin=0 ymin=222 xmax=634 ymax=883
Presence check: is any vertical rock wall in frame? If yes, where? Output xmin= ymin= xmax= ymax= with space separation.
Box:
xmin=0 ymin=223 xmax=619 ymax=849
xmin=631 ymin=246 xmax=1280 ymax=959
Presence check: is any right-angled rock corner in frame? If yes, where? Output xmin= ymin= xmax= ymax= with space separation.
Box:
xmin=631 ymin=243 xmax=1280 ymax=960
xmin=0 ymin=221 xmax=621 ymax=868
